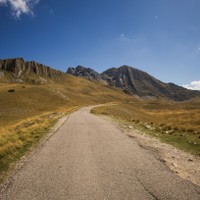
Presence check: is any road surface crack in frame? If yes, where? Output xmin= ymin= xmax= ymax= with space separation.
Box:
xmin=136 ymin=175 xmax=159 ymax=200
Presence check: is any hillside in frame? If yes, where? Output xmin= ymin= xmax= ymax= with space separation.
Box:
xmin=0 ymin=59 xmax=129 ymax=127
xmin=67 ymin=65 xmax=200 ymax=101
xmin=0 ymin=58 xmax=131 ymax=180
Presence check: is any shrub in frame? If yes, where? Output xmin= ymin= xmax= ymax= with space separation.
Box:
xmin=8 ymin=89 xmax=15 ymax=93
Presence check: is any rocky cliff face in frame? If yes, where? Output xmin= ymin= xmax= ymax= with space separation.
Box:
xmin=0 ymin=58 xmax=65 ymax=83
xmin=67 ymin=65 xmax=200 ymax=101
xmin=67 ymin=65 xmax=103 ymax=82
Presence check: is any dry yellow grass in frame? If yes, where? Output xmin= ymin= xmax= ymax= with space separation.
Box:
xmin=0 ymin=75 xmax=129 ymax=181
xmin=1 ymin=73 xmax=200 ymax=180
xmin=91 ymin=98 xmax=200 ymax=156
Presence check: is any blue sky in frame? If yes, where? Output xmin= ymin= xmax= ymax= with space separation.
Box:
xmin=0 ymin=0 xmax=200 ymax=88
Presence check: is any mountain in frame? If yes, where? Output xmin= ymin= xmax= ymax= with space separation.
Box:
xmin=0 ymin=57 xmax=129 ymax=108
xmin=1 ymin=58 xmax=199 ymax=101
xmin=0 ymin=58 xmax=130 ymax=127
xmin=67 ymin=65 xmax=103 ymax=82
xmin=67 ymin=65 xmax=200 ymax=101
xmin=0 ymin=58 xmax=65 ymax=84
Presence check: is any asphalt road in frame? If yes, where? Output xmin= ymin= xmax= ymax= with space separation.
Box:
xmin=0 ymin=107 xmax=200 ymax=200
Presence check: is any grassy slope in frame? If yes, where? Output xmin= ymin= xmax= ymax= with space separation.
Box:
xmin=91 ymin=98 xmax=200 ymax=156
xmin=0 ymin=75 xmax=129 ymax=181
xmin=1 ymin=72 xmax=200 ymax=181
xmin=0 ymin=74 xmax=127 ymax=126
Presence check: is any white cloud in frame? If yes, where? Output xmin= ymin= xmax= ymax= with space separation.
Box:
xmin=182 ymin=80 xmax=200 ymax=91
xmin=119 ymin=33 xmax=131 ymax=42
xmin=0 ymin=0 xmax=7 ymax=4
xmin=0 ymin=0 xmax=40 ymax=18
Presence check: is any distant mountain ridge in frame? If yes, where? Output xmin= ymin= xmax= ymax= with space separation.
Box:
xmin=0 ymin=58 xmax=65 ymax=83
xmin=0 ymin=58 xmax=199 ymax=101
xmin=67 ymin=65 xmax=102 ymax=82
xmin=67 ymin=65 xmax=200 ymax=101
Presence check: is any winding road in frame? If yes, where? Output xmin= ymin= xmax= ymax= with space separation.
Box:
xmin=0 ymin=107 xmax=200 ymax=200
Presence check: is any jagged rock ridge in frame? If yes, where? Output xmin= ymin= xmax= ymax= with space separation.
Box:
xmin=0 ymin=58 xmax=65 ymax=83
xmin=67 ymin=65 xmax=200 ymax=101
xmin=67 ymin=65 xmax=102 ymax=82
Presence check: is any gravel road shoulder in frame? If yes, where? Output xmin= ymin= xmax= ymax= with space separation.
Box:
xmin=102 ymin=115 xmax=200 ymax=187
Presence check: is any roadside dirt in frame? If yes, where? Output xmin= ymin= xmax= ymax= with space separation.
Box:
xmin=1 ymin=107 xmax=200 ymax=200
xmin=105 ymin=116 xmax=200 ymax=187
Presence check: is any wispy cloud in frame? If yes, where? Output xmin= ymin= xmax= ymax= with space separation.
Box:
xmin=182 ymin=80 xmax=200 ymax=91
xmin=119 ymin=33 xmax=131 ymax=42
xmin=119 ymin=34 xmax=147 ymax=44
xmin=0 ymin=0 xmax=7 ymax=4
xmin=0 ymin=0 xmax=40 ymax=18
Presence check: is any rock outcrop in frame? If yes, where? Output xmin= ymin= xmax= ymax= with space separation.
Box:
xmin=67 ymin=65 xmax=102 ymax=82
xmin=0 ymin=58 xmax=65 ymax=83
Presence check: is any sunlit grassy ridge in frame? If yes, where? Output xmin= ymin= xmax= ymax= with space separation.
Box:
xmin=0 ymin=75 xmax=126 ymax=125
xmin=91 ymin=99 xmax=200 ymax=156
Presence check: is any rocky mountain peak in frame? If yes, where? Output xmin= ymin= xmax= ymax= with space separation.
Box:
xmin=67 ymin=65 xmax=200 ymax=101
xmin=67 ymin=65 xmax=102 ymax=82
